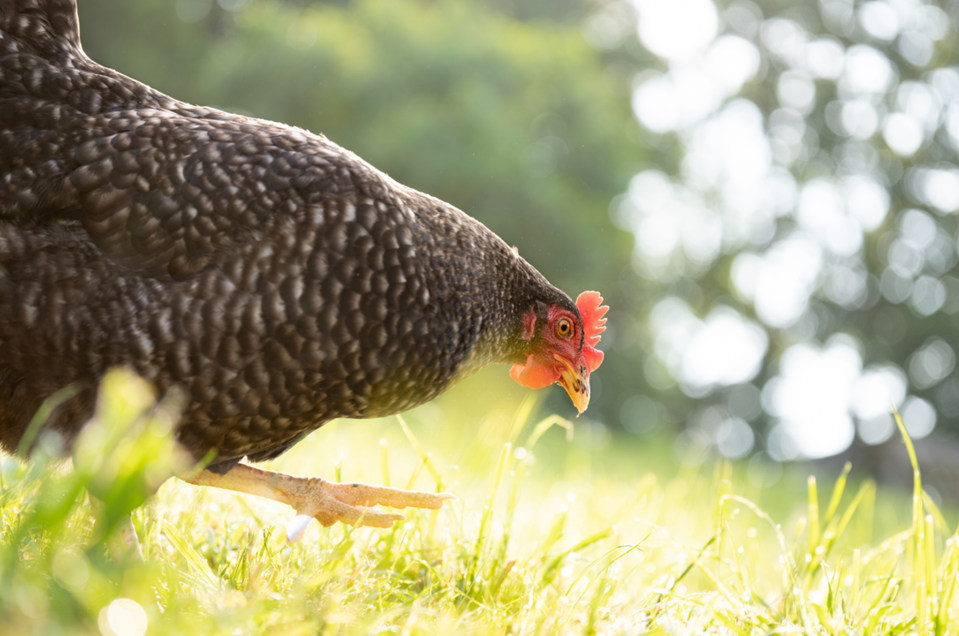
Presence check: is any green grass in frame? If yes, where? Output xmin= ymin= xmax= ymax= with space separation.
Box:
xmin=0 ymin=368 xmax=954 ymax=635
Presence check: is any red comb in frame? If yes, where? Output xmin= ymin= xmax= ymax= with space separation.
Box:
xmin=576 ymin=291 xmax=608 ymax=347
xmin=576 ymin=291 xmax=607 ymax=373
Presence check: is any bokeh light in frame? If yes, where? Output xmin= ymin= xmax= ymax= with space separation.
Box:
xmin=623 ymin=0 xmax=959 ymax=460
xmin=633 ymin=0 xmax=719 ymax=62
xmin=98 ymin=599 xmax=148 ymax=636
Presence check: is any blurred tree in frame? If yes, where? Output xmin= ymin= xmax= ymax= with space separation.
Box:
xmin=601 ymin=0 xmax=959 ymax=472
xmin=75 ymin=0 xmax=642 ymax=422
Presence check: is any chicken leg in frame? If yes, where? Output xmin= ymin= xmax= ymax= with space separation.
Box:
xmin=187 ymin=464 xmax=455 ymax=540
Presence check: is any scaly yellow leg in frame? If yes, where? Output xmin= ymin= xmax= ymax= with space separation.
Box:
xmin=187 ymin=463 xmax=455 ymax=540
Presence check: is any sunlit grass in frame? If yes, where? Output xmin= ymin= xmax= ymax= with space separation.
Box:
xmin=0 ymin=368 xmax=955 ymax=635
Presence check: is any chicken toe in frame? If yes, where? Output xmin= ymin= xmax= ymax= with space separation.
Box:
xmin=187 ymin=463 xmax=455 ymax=536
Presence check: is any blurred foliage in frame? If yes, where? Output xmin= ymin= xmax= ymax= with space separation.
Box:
xmin=594 ymin=0 xmax=959 ymax=482
xmin=0 ymin=369 xmax=189 ymax=634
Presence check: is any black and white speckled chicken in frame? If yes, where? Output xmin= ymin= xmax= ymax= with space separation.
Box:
xmin=0 ymin=0 xmax=606 ymax=533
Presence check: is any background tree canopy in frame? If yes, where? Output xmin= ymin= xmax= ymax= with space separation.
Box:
xmin=75 ymin=0 xmax=959 ymax=490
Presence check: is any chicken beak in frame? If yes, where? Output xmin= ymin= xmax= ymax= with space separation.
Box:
xmin=555 ymin=355 xmax=590 ymax=414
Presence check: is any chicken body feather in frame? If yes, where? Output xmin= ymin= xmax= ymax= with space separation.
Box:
xmin=0 ymin=0 xmax=600 ymax=478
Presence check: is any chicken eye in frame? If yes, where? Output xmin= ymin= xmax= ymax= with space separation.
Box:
xmin=556 ymin=318 xmax=572 ymax=338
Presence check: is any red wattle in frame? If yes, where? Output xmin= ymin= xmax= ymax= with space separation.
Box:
xmin=583 ymin=346 xmax=604 ymax=373
xmin=510 ymin=355 xmax=558 ymax=389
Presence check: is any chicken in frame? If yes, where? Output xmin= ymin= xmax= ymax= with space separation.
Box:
xmin=0 ymin=0 xmax=607 ymax=534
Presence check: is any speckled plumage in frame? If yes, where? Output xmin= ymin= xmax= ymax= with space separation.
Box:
xmin=0 ymin=0 xmax=580 ymax=472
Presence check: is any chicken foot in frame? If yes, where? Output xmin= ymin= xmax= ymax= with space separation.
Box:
xmin=187 ymin=463 xmax=455 ymax=540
